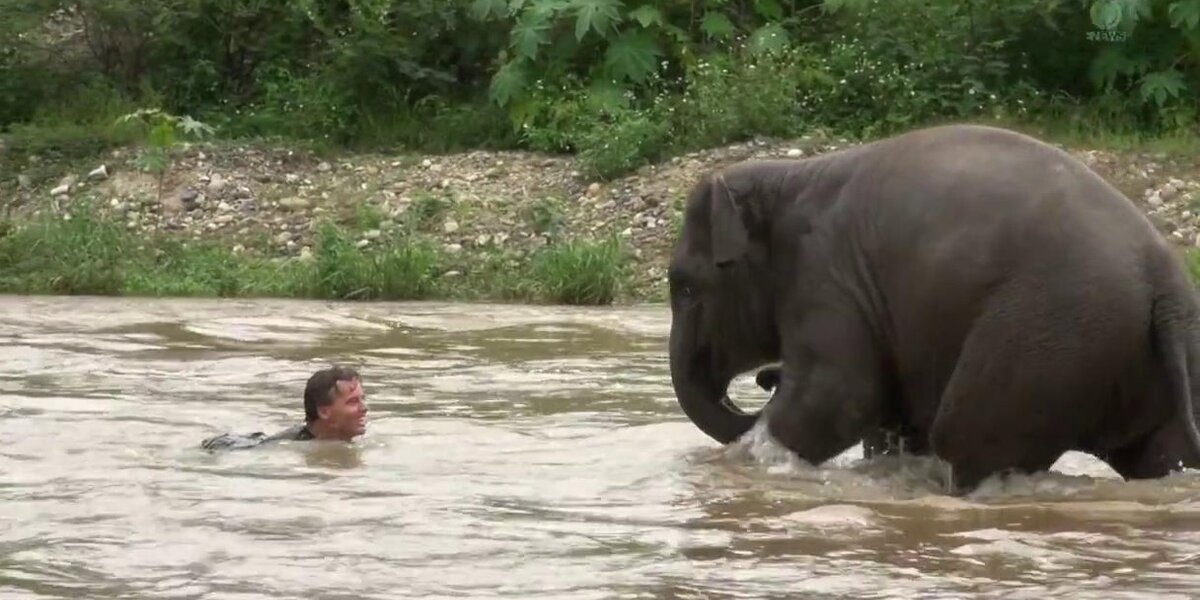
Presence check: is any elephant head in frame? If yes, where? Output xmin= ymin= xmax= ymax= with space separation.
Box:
xmin=668 ymin=161 xmax=795 ymax=444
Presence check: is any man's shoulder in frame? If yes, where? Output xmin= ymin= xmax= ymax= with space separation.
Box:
xmin=200 ymin=423 xmax=313 ymax=451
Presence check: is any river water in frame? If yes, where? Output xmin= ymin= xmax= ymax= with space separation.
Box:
xmin=3 ymin=296 xmax=1200 ymax=599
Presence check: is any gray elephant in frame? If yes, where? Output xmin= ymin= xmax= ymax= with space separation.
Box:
xmin=667 ymin=123 xmax=1200 ymax=494
xmin=753 ymin=365 xmax=928 ymax=458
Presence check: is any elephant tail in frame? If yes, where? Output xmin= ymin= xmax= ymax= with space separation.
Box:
xmin=1151 ymin=287 xmax=1200 ymax=462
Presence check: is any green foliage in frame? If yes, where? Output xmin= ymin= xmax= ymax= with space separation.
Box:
xmin=115 ymin=108 xmax=215 ymax=201
xmin=529 ymin=232 xmax=630 ymax=305
xmin=2 ymin=0 xmax=1199 ymax=177
xmin=0 ymin=206 xmax=633 ymax=305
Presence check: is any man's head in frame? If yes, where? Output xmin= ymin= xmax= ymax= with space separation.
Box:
xmin=304 ymin=366 xmax=368 ymax=441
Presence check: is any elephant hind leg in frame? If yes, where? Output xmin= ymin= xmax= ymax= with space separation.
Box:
xmin=929 ymin=307 xmax=1111 ymax=494
xmin=1103 ymin=416 xmax=1200 ymax=480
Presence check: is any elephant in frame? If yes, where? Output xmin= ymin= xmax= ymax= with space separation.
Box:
xmin=753 ymin=365 xmax=929 ymax=458
xmin=666 ymin=123 xmax=1200 ymax=494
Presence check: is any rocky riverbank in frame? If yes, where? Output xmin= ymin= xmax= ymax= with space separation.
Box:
xmin=4 ymin=128 xmax=1200 ymax=302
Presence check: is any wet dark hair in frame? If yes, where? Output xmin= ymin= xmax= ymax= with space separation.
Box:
xmin=304 ymin=366 xmax=361 ymax=423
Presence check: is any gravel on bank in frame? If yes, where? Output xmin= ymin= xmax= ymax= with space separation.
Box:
xmin=5 ymin=131 xmax=1199 ymax=301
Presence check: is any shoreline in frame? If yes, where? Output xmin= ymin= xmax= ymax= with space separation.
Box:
xmin=4 ymin=125 xmax=1200 ymax=305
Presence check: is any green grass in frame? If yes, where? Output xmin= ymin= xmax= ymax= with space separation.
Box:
xmin=0 ymin=203 xmax=635 ymax=305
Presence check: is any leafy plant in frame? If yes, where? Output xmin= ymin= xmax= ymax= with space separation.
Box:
xmin=115 ymin=108 xmax=216 ymax=202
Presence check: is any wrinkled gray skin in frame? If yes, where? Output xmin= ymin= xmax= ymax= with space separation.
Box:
xmin=668 ymin=123 xmax=1200 ymax=494
xmin=753 ymin=365 xmax=927 ymax=457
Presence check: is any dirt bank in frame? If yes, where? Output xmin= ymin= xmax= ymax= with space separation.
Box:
xmin=5 ymin=129 xmax=1200 ymax=301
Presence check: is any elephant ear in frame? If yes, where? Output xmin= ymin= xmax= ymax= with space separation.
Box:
xmin=710 ymin=173 xmax=748 ymax=266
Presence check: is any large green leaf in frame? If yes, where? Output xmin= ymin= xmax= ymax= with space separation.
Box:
xmin=489 ymin=59 xmax=529 ymax=105
xmin=470 ymin=0 xmax=508 ymax=20
xmin=628 ymin=4 xmax=664 ymax=28
xmin=701 ymin=13 xmax=736 ymax=39
xmin=1090 ymin=0 xmax=1124 ymax=30
xmin=1169 ymin=0 xmax=1200 ymax=30
xmin=747 ymin=22 xmax=789 ymax=55
xmin=754 ymin=0 xmax=784 ymax=20
xmin=602 ymin=29 xmax=663 ymax=84
xmin=512 ymin=7 xmax=552 ymax=59
xmin=573 ymin=0 xmax=622 ymax=41
xmin=1140 ymin=69 xmax=1188 ymax=106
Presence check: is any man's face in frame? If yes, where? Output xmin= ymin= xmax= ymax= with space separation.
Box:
xmin=318 ymin=378 xmax=368 ymax=440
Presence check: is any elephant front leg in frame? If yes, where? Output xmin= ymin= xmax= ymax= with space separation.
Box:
xmin=761 ymin=310 xmax=888 ymax=467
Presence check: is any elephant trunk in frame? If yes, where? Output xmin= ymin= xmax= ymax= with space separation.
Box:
xmin=669 ymin=339 xmax=760 ymax=444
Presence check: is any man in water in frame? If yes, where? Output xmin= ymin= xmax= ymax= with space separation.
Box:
xmin=201 ymin=365 xmax=369 ymax=451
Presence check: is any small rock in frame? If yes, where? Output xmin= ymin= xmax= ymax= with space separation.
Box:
xmin=17 ymin=174 xmax=31 ymax=189
xmin=475 ymin=234 xmax=491 ymax=246
xmin=355 ymin=239 xmax=370 ymax=249
xmin=364 ymin=229 xmax=381 ymax=240
xmin=445 ymin=243 xmax=462 ymax=253
xmin=422 ymin=159 xmax=433 ymax=168
xmin=317 ymin=161 xmax=332 ymax=172
xmin=275 ymin=231 xmax=293 ymax=245
xmin=285 ymin=173 xmax=300 ymax=184
xmin=786 ymin=148 xmax=804 ymax=158
xmin=233 ymin=187 xmax=252 ymax=199
xmin=286 ymin=240 xmax=297 ymax=251
xmin=208 ymin=174 xmax=227 ymax=192
xmin=1148 ymin=193 xmax=1164 ymax=207
xmin=443 ymin=220 xmax=459 ymax=234
xmin=232 ymin=244 xmax=245 ymax=253
xmin=87 ymin=165 xmax=108 ymax=181
xmin=50 ymin=183 xmax=70 ymax=196
xmin=587 ymin=183 xmax=602 ymax=196
xmin=299 ymin=246 xmax=313 ymax=260
xmin=443 ymin=270 xmax=462 ymax=278
xmin=161 ymin=196 xmax=186 ymax=214
xmin=278 ymin=197 xmax=310 ymax=211
xmin=1161 ymin=183 xmax=1178 ymax=200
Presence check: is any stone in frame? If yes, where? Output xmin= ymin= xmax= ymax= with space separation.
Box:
xmin=587 ymin=183 xmax=602 ymax=196
xmin=274 ymin=231 xmax=293 ymax=245
xmin=786 ymin=148 xmax=803 ymax=157
xmin=364 ymin=229 xmax=382 ymax=240
xmin=161 ymin=196 xmax=186 ymax=214
xmin=88 ymin=165 xmax=108 ymax=181
xmin=50 ymin=183 xmax=70 ymax=196
xmin=317 ymin=161 xmax=332 ymax=172
xmin=208 ymin=174 xmax=227 ymax=192
xmin=278 ymin=197 xmax=310 ymax=210
xmin=443 ymin=219 xmax=459 ymax=234
xmin=355 ymin=239 xmax=370 ymax=249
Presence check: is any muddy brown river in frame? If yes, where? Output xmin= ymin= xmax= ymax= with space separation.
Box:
xmin=3 ymin=296 xmax=1200 ymax=599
